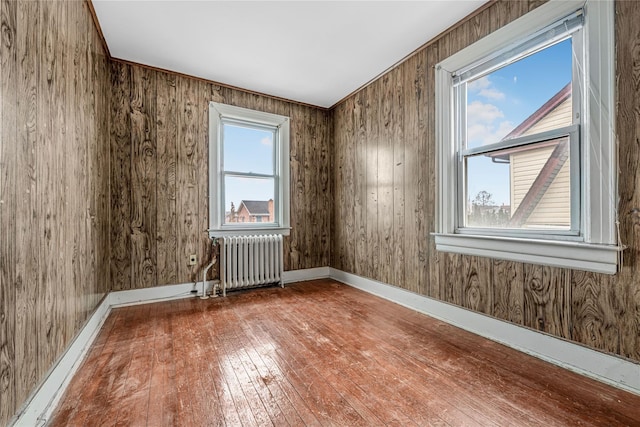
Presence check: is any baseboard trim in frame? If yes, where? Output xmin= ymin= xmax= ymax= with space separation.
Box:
xmin=12 ymin=295 xmax=112 ymax=427
xmin=283 ymin=266 xmax=331 ymax=284
xmin=329 ymin=267 xmax=640 ymax=396
xmin=109 ymin=281 xmax=207 ymax=307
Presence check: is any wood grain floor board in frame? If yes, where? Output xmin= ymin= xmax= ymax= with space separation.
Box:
xmin=177 ymin=302 xmax=226 ymax=427
xmin=267 ymin=291 xmax=449 ymax=426
xmin=238 ymin=295 xmax=370 ymax=426
xmin=322 ymin=283 xmax=600 ymax=422
xmin=210 ymin=301 xmax=278 ymax=426
xmin=49 ymin=280 xmax=640 ymax=427
xmin=283 ymin=284 xmax=500 ymax=426
xmin=232 ymin=304 xmax=323 ymax=426
xmin=210 ymin=303 xmax=304 ymax=426
xmin=324 ymin=281 xmax=639 ymax=425
xmin=250 ymin=297 xmax=391 ymax=426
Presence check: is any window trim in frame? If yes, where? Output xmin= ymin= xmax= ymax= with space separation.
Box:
xmin=434 ymin=0 xmax=619 ymax=274
xmin=208 ymin=102 xmax=290 ymax=237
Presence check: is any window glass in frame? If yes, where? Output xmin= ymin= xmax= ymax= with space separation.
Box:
xmin=465 ymin=38 xmax=573 ymax=149
xmin=224 ymin=176 xmax=275 ymax=224
xmin=465 ymin=137 xmax=571 ymax=230
xmin=461 ymin=38 xmax=575 ymax=232
xmin=223 ymin=123 xmax=275 ymax=175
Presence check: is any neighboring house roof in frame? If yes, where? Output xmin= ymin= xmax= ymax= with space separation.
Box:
xmin=503 ymin=82 xmax=572 ymax=140
xmin=238 ymin=200 xmax=270 ymax=216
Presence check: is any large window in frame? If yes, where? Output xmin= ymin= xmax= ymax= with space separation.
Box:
xmin=435 ymin=1 xmax=619 ymax=274
xmin=209 ymin=102 xmax=290 ymax=236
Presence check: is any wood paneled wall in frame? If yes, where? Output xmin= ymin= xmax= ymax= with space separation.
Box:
xmin=109 ymin=62 xmax=331 ymax=290
xmin=331 ymin=0 xmax=640 ymax=364
xmin=0 ymin=0 xmax=111 ymax=424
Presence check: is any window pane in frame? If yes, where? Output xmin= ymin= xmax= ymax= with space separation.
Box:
xmin=223 ymin=123 xmax=275 ymax=175
xmin=224 ymin=176 xmax=275 ymax=224
xmin=465 ymin=38 xmax=573 ymax=149
xmin=465 ymin=137 xmax=571 ymax=230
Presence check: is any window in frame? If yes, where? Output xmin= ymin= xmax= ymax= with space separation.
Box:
xmin=435 ymin=0 xmax=619 ymax=274
xmin=209 ymin=102 xmax=290 ymax=236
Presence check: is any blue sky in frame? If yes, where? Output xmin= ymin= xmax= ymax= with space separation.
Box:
xmin=465 ymin=38 xmax=573 ymax=206
xmin=223 ymin=124 xmax=275 ymax=212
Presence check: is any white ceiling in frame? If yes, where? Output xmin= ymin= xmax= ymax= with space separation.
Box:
xmin=92 ymin=0 xmax=487 ymax=108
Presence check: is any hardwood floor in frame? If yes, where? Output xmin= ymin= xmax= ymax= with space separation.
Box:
xmin=49 ymin=279 xmax=640 ymax=426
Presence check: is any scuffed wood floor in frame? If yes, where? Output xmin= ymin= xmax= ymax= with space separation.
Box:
xmin=49 ymin=279 xmax=640 ymax=426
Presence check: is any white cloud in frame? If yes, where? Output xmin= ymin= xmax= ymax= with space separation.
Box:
xmin=467 ymin=101 xmax=503 ymax=125
xmin=479 ymin=87 xmax=505 ymax=101
xmin=467 ymin=100 xmax=514 ymax=145
xmin=468 ymin=76 xmax=505 ymax=101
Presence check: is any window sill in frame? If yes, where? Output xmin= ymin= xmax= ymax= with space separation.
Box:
xmin=209 ymin=227 xmax=291 ymax=238
xmin=433 ymin=233 xmax=619 ymax=274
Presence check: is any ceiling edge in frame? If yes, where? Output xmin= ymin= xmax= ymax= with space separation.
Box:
xmin=328 ymin=0 xmax=496 ymax=110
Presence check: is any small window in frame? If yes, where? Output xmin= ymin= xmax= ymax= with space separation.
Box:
xmin=435 ymin=1 xmax=619 ymax=274
xmin=209 ymin=103 xmax=290 ymax=236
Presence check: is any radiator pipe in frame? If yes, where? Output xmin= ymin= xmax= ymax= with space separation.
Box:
xmin=200 ymin=237 xmax=218 ymax=300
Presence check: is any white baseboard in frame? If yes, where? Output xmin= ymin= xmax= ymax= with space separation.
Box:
xmin=11 ymin=295 xmax=112 ymax=427
xmin=283 ymin=266 xmax=330 ymax=284
xmin=109 ymin=281 xmax=209 ymax=307
xmin=329 ymin=267 xmax=640 ymax=396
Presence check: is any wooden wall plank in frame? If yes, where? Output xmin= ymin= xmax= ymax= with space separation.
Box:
xmin=64 ymin=0 xmax=80 ymax=349
xmin=391 ymin=67 xmax=405 ymax=290
xmin=492 ymin=260 xmax=524 ymax=325
xmin=176 ymin=77 xmax=199 ymax=282
xmin=0 ymin=0 xmax=17 ymax=421
xmin=378 ymin=74 xmax=394 ymax=285
xmin=364 ymin=84 xmax=380 ymax=280
xmin=156 ymin=72 xmax=178 ymax=286
xmin=318 ymin=109 xmax=331 ymax=268
xmin=342 ymin=99 xmax=355 ymax=274
xmin=110 ymin=62 xmax=132 ymax=290
xmin=130 ymin=66 xmax=157 ymax=288
xmin=424 ymin=45 xmax=438 ymax=299
xmin=14 ymin=0 xmax=38 ymax=407
xmin=402 ymin=55 xmax=419 ymax=294
xmin=197 ymin=80 xmax=214 ymax=279
xmin=94 ymin=22 xmax=111 ymax=300
xmin=288 ymin=105 xmax=304 ymax=270
xmin=353 ymin=92 xmax=367 ymax=278
xmin=571 ymin=271 xmax=619 ymax=355
xmin=462 ymin=256 xmax=492 ymax=315
xmin=523 ymin=266 xmax=571 ymax=338
xmin=82 ymin=0 xmax=97 ymax=323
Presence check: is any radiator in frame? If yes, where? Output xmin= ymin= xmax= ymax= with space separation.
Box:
xmin=221 ymin=234 xmax=284 ymax=296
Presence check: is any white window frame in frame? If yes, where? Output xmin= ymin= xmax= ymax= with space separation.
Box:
xmin=208 ymin=102 xmax=290 ymax=237
xmin=434 ymin=0 xmax=619 ymax=274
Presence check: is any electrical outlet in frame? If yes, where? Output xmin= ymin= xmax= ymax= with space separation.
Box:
xmin=189 ymin=254 xmax=197 ymax=266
